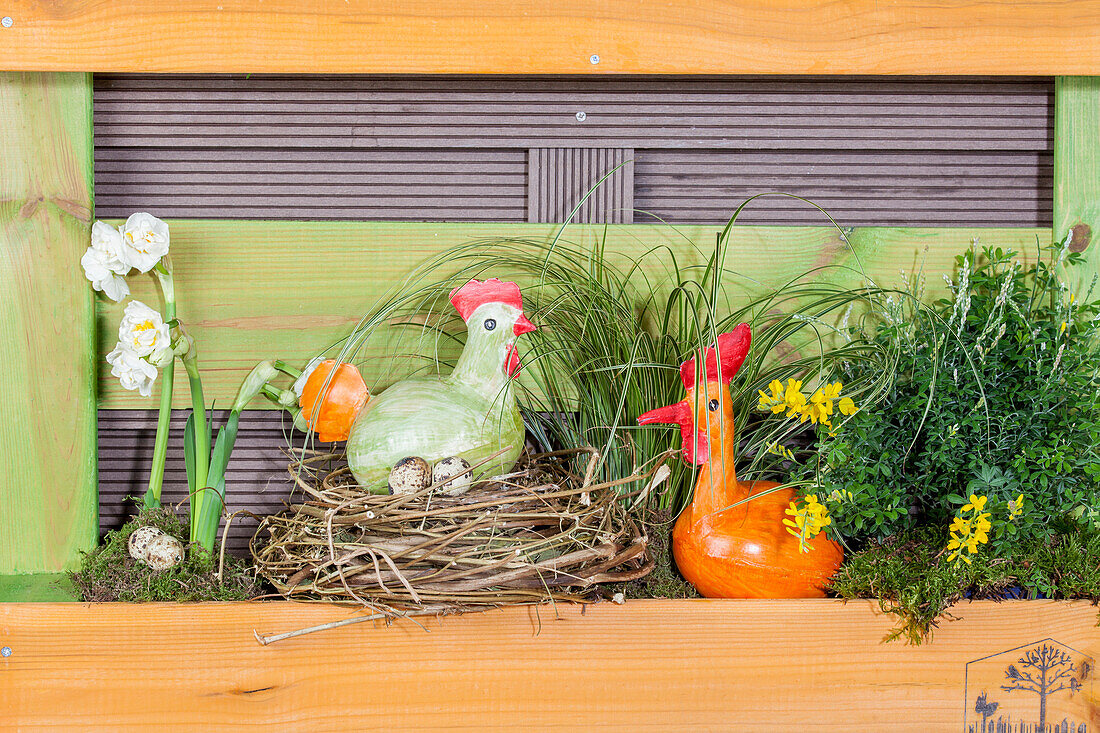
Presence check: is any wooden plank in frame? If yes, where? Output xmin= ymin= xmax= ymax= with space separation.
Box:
xmin=0 ymin=73 xmax=97 ymax=573
xmin=1054 ymin=77 xmax=1100 ymax=293
xmin=0 ymin=574 xmax=78 ymax=602
xmin=93 ymin=221 xmax=1050 ymax=408
xmin=1 ymin=600 xmax=1098 ymax=730
xmin=1 ymin=1 xmax=1099 ymax=74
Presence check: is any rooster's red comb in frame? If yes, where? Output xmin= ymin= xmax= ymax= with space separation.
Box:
xmin=449 ymin=278 xmax=525 ymax=322
xmin=679 ymin=324 xmax=752 ymax=390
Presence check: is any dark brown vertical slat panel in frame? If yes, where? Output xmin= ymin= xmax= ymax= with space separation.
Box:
xmin=527 ymin=148 xmax=634 ymax=223
xmin=93 ymin=75 xmax=1051 ymax=150
xmin=632 ymin=150 xmax=1053 ymax=226
xmin=94 ymin=74 xmax=1052 ymax=225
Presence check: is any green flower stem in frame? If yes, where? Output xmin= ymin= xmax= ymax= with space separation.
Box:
xmin=182 ymin=349 xmax=209 ymax=533
xmin=272 ymin=359 xmax=302 ymax=378
xmin=143 ymin=269 xmax=177 ymax=509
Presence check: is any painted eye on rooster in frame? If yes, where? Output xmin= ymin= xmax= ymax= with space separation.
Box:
xmin=708 ymin=399 xmax=720 ymax=411
xmin=483 ymin=318 xmax=497 ymax=331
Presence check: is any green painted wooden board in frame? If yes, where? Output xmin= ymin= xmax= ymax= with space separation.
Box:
xmin=0 ymin=73 xmax=97 ymax=573
xmin=0 ymin=574 xmax=78 ymax=602
xmin=1055 ymin=76 xmax=1100 ymax=294
xmin=94 ymin=221 xmax=1050 ymax=408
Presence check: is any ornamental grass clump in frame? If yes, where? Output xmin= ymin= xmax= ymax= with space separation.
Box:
xmin=319 ymin=215 xmax=897 ymax=518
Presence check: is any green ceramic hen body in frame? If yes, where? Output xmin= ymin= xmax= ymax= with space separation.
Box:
xmin=346 ymin=302 xmax=526 ymax=492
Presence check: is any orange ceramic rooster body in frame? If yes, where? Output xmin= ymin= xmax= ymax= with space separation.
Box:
xmin=637 ymin=325 xmax=842 ymax=598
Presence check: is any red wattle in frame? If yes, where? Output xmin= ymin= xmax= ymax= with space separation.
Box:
xmin=681 ymin=428 xmax=709 ymax=465
xmin=505 ymin=344 xmax=521 ymax=377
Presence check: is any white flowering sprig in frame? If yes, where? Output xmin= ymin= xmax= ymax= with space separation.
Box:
xmin=79 ymin=214 xmax=205 ymax=525
xmin=80 ymin=214 xmax=239 ymax=554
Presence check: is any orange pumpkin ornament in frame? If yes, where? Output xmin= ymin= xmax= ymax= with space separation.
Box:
xmin=637 ymin=325 xmax=842 ymax=598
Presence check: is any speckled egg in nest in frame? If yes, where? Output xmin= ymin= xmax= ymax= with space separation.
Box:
xmin=127 ymin=525 xmax=165 ymax=561
xmin=142 ymin=534 xmax=184 ymax=571
xmin=388 ymin=456 xmax=432 ymax=495
xmin=433 ymin=456 xmax=473 ymax=495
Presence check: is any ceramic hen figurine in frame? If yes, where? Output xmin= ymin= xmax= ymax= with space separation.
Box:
xmin=295 ymin=278 xmax=536 ymax=491
xmin=637 ymin=325 xmax=842 ymax=598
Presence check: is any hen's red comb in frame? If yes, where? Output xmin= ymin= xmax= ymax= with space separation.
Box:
xmin=679 ymin=324 xmax=752 ymax=389
xmin=449 ymin=278 xmax=525 ymax=322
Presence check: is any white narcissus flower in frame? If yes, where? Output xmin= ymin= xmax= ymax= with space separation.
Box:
xmin=82 ymin=221 xmax=131 ymax=301
xmin=89 ymin=220 xmax=130 ymax=271
xmin=119 ymin=212 xmax=170 ymax=273
xmin=106 ymin=345 xmax=160 ymax=398
xmin=117 ymin=300 xmax=172 ymax=359
xmin=81 ymin=250 xmax=130 ymax=301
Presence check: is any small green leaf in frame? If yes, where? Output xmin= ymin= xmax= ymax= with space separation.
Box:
xmin=207 ymin=410 xmax=240 ymax=494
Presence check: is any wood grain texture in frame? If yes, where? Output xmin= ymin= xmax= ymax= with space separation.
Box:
xmin=0 ymin=73 xmax=97 ymax=573
xmin=1 ymin=1 xmax=1099 ymax=74
xmin=1054 ymin=77 xmax=1100 ymax=292
xmin=0 ymin=574 xmax=78 ymax=602
xmin=93 ymin=221 xmax=1050 ymax=408
xmin=1 ymin=600 xmax=1099 ymax=730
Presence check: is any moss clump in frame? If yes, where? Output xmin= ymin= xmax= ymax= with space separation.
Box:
xmin=621 ymin=509 xmax=700 ymax=600
xmin=830 ymin=526 xmax=1100 ymax=644
xmin=73 ymin=507 xmax=261 ymax=602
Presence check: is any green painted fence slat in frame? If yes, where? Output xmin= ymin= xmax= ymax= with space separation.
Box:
xmin=93 ymin=220 xmax=1049 ymax=408
xmin=1055 ymin=76 xmax=1100 ymax=293
xmin=0 ymin=73 xmax=97 ymax=573
xmin=0 ymin=574 xmax=79 ymax=602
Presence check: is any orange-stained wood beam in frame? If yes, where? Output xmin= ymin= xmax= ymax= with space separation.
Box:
xmin=2 ymin=600 xmax=1100 ymax=729
xmin=0 ymin=0 xmax=1098 ymax=74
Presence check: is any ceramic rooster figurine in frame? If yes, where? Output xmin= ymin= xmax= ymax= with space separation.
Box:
xmin=637 ymin=325 xmax=842 ymax=598
xmin=294 ymin=278 xmax=536 ymax=491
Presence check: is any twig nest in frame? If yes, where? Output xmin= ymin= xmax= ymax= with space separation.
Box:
xmin=388 ymin=456 xmax=432 ymax=495
xmin=433 ymin=456 xmax=473 ymax=495
xmin=142 ymin=534 xmax=184 ymax=571
xmin=254 ymin=448 xmax=654 ymax=610
xmin=127 ymin=526 xmax=164 ymax=560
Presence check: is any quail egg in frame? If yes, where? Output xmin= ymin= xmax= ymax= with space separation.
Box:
xmin=128 ymin=525 xmax=165 ymax=561
xmin=433 ymin=456 xmax=473 ymax=495
xmin=142 ymin=534 xmax=184 ymax=571
xmin=388 ymin=456 xmax=432 ymax=495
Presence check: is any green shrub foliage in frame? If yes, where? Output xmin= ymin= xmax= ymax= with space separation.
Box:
xmin=818 ymin=242 xmax=1100 ymax=548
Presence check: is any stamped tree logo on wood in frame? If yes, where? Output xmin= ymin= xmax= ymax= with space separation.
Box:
xmin=965 ymin=639 xmax=1093 ymax=732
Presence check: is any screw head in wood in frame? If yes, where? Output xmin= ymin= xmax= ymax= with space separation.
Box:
xmin=1 ymin=17 xmax=13 ymax=28
xmin=575 ymin=111 xmax=587 ymax=121
xmin=589 ymin=54 xmax=600 ymax=64
xmin=1 ymin=646 xmax=11 ymax=657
